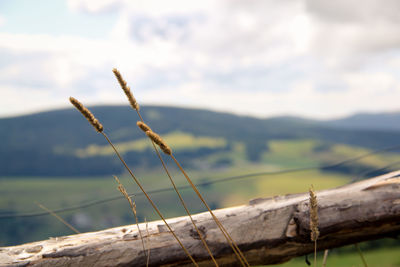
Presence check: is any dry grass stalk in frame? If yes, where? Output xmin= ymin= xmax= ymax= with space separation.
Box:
xmin=35 ymin=202 xmax=80 ymax=234
xmin=69 ymin=97 xmax=103 ymax=132
xmin=113 ymin=68 xmax=245 ymax=266
xmin=115 ymin=69 xmax=219 ymax=265
xmin=105 ymin=141 xmax=197 ymax=266
xmin=137 ymin=124 xmax=219 ymax=266
xmin=112 ymin=68 xmax=139 ymax=111
xmin=70 ymin=98 xmax=198 ymax=266
xmin=309 ymin=185 xmax=319 ymax=267
xmin=145 ymin=130 xmax=172 ymax=155
xmin=134 ymin=116 xmax=219 ymax=263
xmin=171 ymin=153 xmax=250 ymax=267
xmin=139 ymin=124 xmax=247 ymax=266
xmin=322 ymin=249 xmax=329 ymax=267
xmin=113 ymin=176 xmax=147 ymax=261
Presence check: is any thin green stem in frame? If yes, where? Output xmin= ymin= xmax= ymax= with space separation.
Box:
xmin=355 ymin=243 xmax=368 ymax=267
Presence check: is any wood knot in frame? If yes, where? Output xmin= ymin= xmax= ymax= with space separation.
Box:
xmin=25 ymin=245 xmax=43 ymax=253
xmin=285 ymin=217 xmax=298 ymax=238
xmin=123 ymin=233 xmax=138 ymax=241
xmin=189 ymin=225 xmax=207 ymax=240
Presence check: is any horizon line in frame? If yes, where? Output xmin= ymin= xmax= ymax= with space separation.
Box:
xmin=1 ymin=103 xmax=400 ymax=122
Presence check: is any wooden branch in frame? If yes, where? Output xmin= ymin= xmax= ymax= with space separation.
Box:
xmin=1 ymin=171 xmax=400 ymax=266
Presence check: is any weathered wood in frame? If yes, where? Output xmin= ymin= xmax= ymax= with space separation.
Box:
xmin=1 ymin=171 xmax=400 ymax=267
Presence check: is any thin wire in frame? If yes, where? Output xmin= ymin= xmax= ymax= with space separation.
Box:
xmin=350 ymin=160 xmax=400 ymax=183
xmin=2 ymin=144 xmax=400 ymax=220
xmin=0 ymin=166 xmax=324 ymax=219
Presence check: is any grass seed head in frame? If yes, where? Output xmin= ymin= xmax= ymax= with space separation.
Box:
xmin=146 ymin=130 xmax=172 ymax=155
xmin=137 ymin=121 xmax=152 ymax=132
xmin=114 ymin=176 xmax=136 ymax=215
xmin=309 ymin=185 xmax=319 ymax=242
xmin=112 ymin=68 xmax=139 ymax=111
xmin=69 ymin=97 xmax=103 ymax=133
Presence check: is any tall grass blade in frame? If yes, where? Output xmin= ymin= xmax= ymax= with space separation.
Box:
xmin=114 ymin=69 xmax=219 ymax=266
xmin=35 ymin=201 xmax=80 ymax=234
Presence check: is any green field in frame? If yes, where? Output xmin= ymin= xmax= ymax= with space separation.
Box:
xmin=73 ymin=131 xmax=227 ymax=157
xmin=0 ymin=164 xmax=350 ymax=246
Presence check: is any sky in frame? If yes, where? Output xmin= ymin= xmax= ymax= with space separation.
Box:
xmin=1 ymin=0 xmax=400 ymax=119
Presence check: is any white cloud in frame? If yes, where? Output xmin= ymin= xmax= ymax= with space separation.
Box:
xmin=305 ymin=0 xmax=400 ymax=68
xmin=0 ymin=84 xmax=71 ymax=117
xmin=0 ymin=15 xmax=5 ymax=27
xmin=1 ymin=0 xmax=400 ymax=119
xmin=65 ymin=0 xmax=400 ymax=68
xmin=137 ymin=74 xmax=400 ymax=120
xmin=67 ymin=0 xmax=122 ymax=13
xmin=68 ymin=0 xmax=213 ymax=16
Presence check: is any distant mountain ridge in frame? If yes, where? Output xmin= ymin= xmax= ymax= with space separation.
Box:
xmin=1 ymin=105 xmax=400 ymax=176
xmin=322 ymin=111 xmax=400 ymax=131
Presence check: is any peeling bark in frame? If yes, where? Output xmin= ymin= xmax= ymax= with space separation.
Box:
xmin=1 ymin=171 xmax=400 ymax=267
